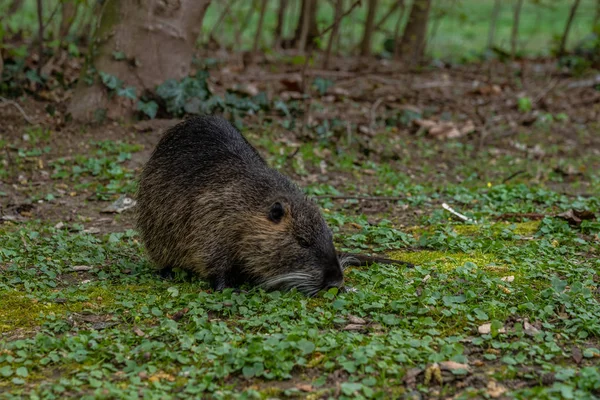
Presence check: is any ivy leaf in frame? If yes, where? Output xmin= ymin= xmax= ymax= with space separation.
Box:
xmin=99 ymin=72 xmax=123 ymax=90
xmin=15 ymin=367 xmax=28 ymax=377
xmin=341 ymin=382 xmax=363 ymax=396
xmin=242 ymin=365 xmax=255 ymax=378
xmin=297 ymin=339 xmax=315 ymax=355
xmin=313 ymin=77 xmax=334 ymax=96
xmin=112 ymin=51 xmax=126 ymax=60
xmin=137 ymin=100 xmax=158 ymax=119
xmin=116 ymin=86 xmax=137 ymax=100
xmin=0 ymin=366 xmax=13 ymax=377
xmin=274 ymin=100 xmax=290 ymax=117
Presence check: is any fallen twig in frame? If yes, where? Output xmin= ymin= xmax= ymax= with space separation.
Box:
xmin=566 ymin=74 xmax=600 ymax=89
xmin=442 ymin=202 xmax=475 ymax=223
xmin=0 ymin=97 xmax=35 ymax=124
xmin=502 ymin=169 xmax=526 ymax=183
xmin=370 ymin=97 xmax=384 ymax=132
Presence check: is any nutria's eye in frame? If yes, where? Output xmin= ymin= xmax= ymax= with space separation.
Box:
xmin=298 ymin=237 xmax=310 ymax=248
xmin=268 ymin=202 xmax=285 ymax=223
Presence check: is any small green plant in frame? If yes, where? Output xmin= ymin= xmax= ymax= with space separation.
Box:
xmin=517 ymin=96 xmax=533 ymax=113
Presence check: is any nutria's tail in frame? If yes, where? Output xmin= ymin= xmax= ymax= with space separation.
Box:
xmin=338 ymin=252 xmax=415 ymax=269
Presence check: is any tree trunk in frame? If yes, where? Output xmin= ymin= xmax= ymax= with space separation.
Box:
xmin=253 ymin=0 xmax=269 ymax=54
xmin=294 ymin=0 xmax=318 ymax=51
xmin=68 ymin=0 xmax=211 ymax=122
xmin=36 ymin=0 xmax=44 ymax=75
xmin=323 ymin=0 xmax=343 ymax=68
xmin=59 ymin=0 xmax=79 ymax=41
xmin=558 ymin=0 xmax=582 ymax=56
xmin=392 ymin=1 xmax=406 ymax=58
xmin=360 ymin=0 xmax=378 ymax=56
xmin=487 ymin=0 xmax=501 ymax=50
xmin=236 ymin=0 xmax=258 ymax=48
xmin=397 ymin=0 xmax=431 ymax=65
xmin=274 ymin=0 xmax=289 ymax=48
xmin=511 ymin=0 xmax=524 ymax=59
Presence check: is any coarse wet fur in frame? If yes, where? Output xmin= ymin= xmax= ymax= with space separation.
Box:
xmin=136 ymin=116 xmax=346 ymax=296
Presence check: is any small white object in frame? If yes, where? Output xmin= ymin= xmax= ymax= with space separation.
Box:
xmin=442 ymin=202 xmax=475 ymax=223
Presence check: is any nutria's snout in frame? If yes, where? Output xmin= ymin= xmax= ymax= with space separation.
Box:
xmin=322 ymin=256 xmax=344 ymax=291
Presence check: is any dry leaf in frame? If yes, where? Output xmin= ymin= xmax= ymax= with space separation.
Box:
xmin=296 ymin=384 xmax=313 ymax=392
xmin=478 ymin=323 xmax=506 ymax=335
xmin=439 ymin=361 xmax=470 ymax=372
xmin=572 ymin=346 xmax=583 ymax=364
xmin=133 ymin=327 xmax=145 ymax=337
xmin=486 ymin=380 xmax=507 ymax=398
xmin=347 ymin=315 xmax=366 ymax=325
xmin=415 ymin=119 xmax=475 ymax=139
xmin=557 ymin=209 xmax=596 ymax=227
xmin=523 ymin=320 xmax=540 ymax=336
xmin=71 ymin=265 xmax=93 ymax=272
xmin=342 ymin=324 xmax=367 ymax=331
xmin=148 ymin=372 xmax=176 ymax=383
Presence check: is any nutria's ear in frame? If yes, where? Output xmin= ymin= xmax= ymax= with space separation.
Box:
xmin=268 ymin=202 xmax=285 ymax=223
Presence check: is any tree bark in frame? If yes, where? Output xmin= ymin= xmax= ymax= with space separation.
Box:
xmin=511 ymin=0 xmax=524 ymax=59
xmin=392 ymin=1 xmax=406 ymax=58
xmin=59 ymin=0 xmax=79 ymax=40
xmin=294 ymin=0 xmax=318 ymax=51
xmin=487 ymin=0 xmax=501 ymax=50
xmin=236 ymin=0 xmax=259 ymax=48
xmin=68 ymin=0 xmax=211 ymax=122
xmin=397 ymin=0 xmax=431 ymax=65
xmin=323 ymin=0 xmax=343 ymax=68
xmin=360 ymin=0 xmax=378 ymax=56
xmin=36 ymin=0 xmax=44 ymax=75
xmin=558 ymin=0 xmax=582 ymax=56
xmin=253 ymin=0 xmax=269 ymax=54
xmin=274 ymin=0 xmax=289 ymax=48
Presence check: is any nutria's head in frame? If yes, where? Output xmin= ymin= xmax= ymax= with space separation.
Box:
xmin=238 ymin=194 xmax=344 ymax=296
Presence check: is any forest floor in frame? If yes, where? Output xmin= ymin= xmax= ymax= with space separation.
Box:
xmin=1 ymin=56 xmax=600 ymax=399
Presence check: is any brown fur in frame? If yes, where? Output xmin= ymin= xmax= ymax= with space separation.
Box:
xmin=136 ymin=116 xmax=344 ymax=296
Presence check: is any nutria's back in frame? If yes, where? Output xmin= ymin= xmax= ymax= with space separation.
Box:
xmin=136 ymin=116 xmax=344 ymax=296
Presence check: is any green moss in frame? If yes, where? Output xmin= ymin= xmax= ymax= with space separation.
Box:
xmin=451 ymin=224 xmax=483 ymax=236
xmin=511 ymin=220 xmax=541 ymax=236
xmin=0 ymin=291 xmax=63 ymax=333
xmin=451 ymin=221 xmax=541 ymax=237
xmin=387 ymin=250 xmax=507 ymax=273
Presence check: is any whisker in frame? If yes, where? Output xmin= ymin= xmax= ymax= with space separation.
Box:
xmin=339 ymin=255 xmax=358 ymax=271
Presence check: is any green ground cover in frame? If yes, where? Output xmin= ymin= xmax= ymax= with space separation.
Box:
xmin=1 ymin=118 xmax=599 ymax=398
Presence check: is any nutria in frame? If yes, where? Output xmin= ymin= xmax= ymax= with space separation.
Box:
xmin=136 ymin=115 xmax=347 ymax=296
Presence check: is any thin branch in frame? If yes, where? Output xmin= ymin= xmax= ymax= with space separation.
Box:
xmin=511 ymin=0 xmax=524 ymax=59
xmin=274 ymin=0 xmax=289 ymax=48
xmin=323 ymin=0 xmax=343 ymax=68
xmin=0 ymin=97 xmax=36 ymax=124
xmin=487 ymin=0 xmax=501 ymax=50
xmin=558 ymin=0 xmax=582 ymax=57
xmin=252 ymin=0 xmax=269 ymax=54
xmin=374 ymin=0 xmax=404 ymax=32
xmin=36 ymin=0 xmax=44 ymax=75
xmin=208 ymin=0 xmax=238 ymax=41
xmin=315 ymin=0 xmax=362 ymax=38
xmin=392 ymin=0 xmax=406 ymax=58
